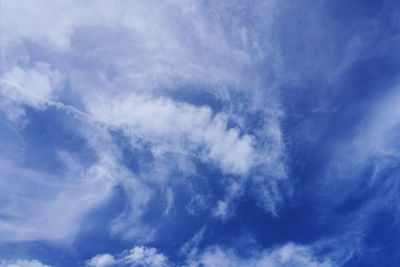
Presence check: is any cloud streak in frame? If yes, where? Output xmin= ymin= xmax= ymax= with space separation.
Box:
xmin=0 ymin=0 xmax=289 ymax=244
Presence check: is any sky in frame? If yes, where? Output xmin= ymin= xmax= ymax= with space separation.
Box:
xmin=0 ymin=0 xmax=399 ymax=266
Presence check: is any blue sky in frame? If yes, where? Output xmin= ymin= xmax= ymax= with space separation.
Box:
xmin=0 ymin=0 xmax=399 ymax=266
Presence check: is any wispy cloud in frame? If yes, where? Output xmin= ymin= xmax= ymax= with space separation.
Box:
xmin=0 ymin=0 xmax=288 ymax=243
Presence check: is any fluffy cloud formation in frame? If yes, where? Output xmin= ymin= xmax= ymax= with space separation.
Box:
xmin=87 ymin=93 xmax=255 ymax=175
xmin=87 ymin=243 xmax=334 ymax=267
xmin=186 ymin=243 xmax=333 ymax=267
xmin=87 ymin=246 xmax=169 ymax=267
xmin=0 ymin=259 xmax=50 ymax=267
xmin=86 ymin=254 xmax=116 ymax=267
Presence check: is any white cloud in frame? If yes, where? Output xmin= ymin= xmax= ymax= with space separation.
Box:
xmin=123 ymin=246 xmax=169 ymax=267
xmin=354 ymin=87 xmax=400 ymax=159
xmin=87 ymin=254 xmax=116 ymax=267
xmin=0 ymin=0 xmax=288 ymax=243
xmin=0 ymin=63 xmax=61 ymax=121
xmin=319 ymin=85 xmax=400 ymax=228
xmin=186 ymin=243 xmax=334 ymax=267
xmin=320 ymin=85 xmax=400 ymax=190
xmin=179 ymin=226 xmax=206 ymax=260
xmin=1 ymin=0 xmax=253 ymax=88
xmin=0 ymin=259 xmax=50 ymax=267
xmin=109 ymin=173 xmax=155 ymax=242
xmin=86 ymin=242 xmax=336 ymax=267
xmin=0 ymin=151 xmax=117 ymax=241
xmin=86 ymin=93 xmax=255 ymax=175
xmin=87 ymin=246 xmax=169 ymax=267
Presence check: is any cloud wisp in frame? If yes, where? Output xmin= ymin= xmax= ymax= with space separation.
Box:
xmin=2 ymin=0 xmax=399 ymax=266
xmin=0 ymin=0 xmax=287 ymax=244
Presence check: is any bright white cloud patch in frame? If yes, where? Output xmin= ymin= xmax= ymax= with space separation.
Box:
xmin=186 ymin=243 xmax=333 ymax=267
xmin=87 ymin=93 xmax=255 ymax=175
xmin=0 ymin=63 xmax=61 ymax=121
xmin=87 ymin=242 xmax=334 ymax=267
xmin=0 ymin=259 xmax=50 ymax=267
xmin=87 ymin=246 xmax=169 ymax=267
xmin=87 ymin=254 xmax=116 ymax=267
xmin=1 ymin=64 xmax=60 ymax=104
